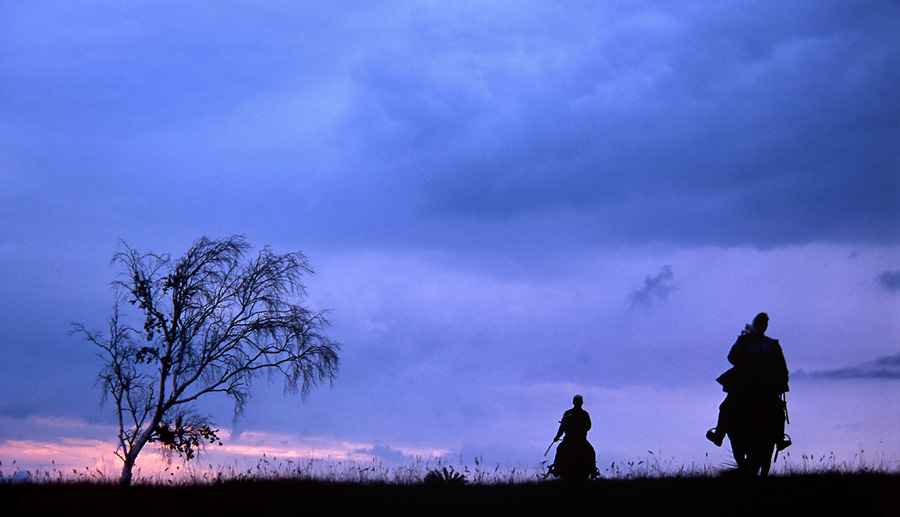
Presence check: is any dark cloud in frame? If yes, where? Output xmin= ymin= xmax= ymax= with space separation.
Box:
xmin=877 ymin=270 xmax=900 ymax=293
xmin=2 ymin=2 xmax=898 ymax=253
xmin=334 ymin=2 xmax=900 ymax=249
xmin=795 ymin=353 xmax=900 ymax=380
xmin=630 ymin=266 xmax=676 ymax=308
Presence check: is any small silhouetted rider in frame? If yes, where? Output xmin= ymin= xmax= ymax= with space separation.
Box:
xmin=549 ymin=395 xmax=598 ymax=479
xmin=707 ymin=312 xmax=790 ymax=450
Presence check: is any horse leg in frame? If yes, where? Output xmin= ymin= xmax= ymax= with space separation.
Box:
xmin=759 ymin=444 xmax=775 ymax=476
xmin=729 ymin=435 xmax=750 ymax=472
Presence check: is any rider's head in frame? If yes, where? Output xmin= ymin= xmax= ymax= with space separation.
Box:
xmin=753 ymin=312 xmax=769 ymax=333
xmin=573 ymin=394 xmax=583 ymax=407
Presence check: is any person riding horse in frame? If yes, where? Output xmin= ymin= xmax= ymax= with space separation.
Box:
xmin=548 ymin=395 xmax=599 ymax=480
xmin=707 ymin=312 xmax=791 ymax=452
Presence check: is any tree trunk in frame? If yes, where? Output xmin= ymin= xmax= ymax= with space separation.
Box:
xmin=119 ymin=428 xmax=152 ymax=486
xmin=120 ymin=457 xmax=135 ymax=486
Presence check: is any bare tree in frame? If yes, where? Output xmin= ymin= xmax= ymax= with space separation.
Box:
xmin=72 ymin=235 xmax=341 ymax=485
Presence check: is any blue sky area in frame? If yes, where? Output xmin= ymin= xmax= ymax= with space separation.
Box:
xmin=1 ymin=1 xmax=898 ymax=477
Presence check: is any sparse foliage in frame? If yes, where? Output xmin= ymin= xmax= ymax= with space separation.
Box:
xmin=72 ymin=235 xmax=341 ymax=485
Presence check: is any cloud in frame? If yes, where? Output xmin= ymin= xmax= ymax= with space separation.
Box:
xmin=329 ymin=2 xmax=900 ymax=249
xmin=2 ymin=2 xmax=898 ymax=254
xmin=352 ymin=444 xmax=420 ymax=465
xmin=794 ymin=353 xmax=900 ymax=380
xmin=629 ymin=266 xmax=676 ymax=308
xmin=877 ymin=270 xmax=900 ymax=293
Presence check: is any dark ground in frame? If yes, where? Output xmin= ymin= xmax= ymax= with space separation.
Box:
xmin=3 ymin=473 xmax=898 ymax=515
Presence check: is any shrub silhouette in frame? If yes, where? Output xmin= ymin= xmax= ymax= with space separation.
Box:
xmin=424 ymin=467 xmax=468 ymax=486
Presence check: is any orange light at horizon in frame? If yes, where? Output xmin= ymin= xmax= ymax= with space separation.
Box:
xmin=1 ymin=426 xmax=451 ymax=482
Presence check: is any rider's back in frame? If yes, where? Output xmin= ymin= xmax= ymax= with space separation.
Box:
xmin=561 ymin=407 xmax=591 ymax=441
xmin=727 ymin=332 xmax=789 ymax=397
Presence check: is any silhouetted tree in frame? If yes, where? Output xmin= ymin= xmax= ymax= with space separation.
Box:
xmin=72 ymin=236 xmax=341 ymax=485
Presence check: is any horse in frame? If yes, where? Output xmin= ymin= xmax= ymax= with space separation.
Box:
xmin=726 ymin=395 xmax=788 ymax=476
xmin=547 ymin=438 xmax=599 ymax=481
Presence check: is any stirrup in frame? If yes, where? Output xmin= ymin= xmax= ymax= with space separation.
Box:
xmin=706 ymin=427 xmax=723 ymax=447
xmin=777 ymin=433 xmax=792 ymax=451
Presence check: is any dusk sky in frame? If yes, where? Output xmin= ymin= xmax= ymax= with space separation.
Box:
xmin=2 ymin=1 xmax=898 ymax=478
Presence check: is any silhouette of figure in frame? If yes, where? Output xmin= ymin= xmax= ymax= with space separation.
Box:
xmin=707 ymin=312 xmax=790 ymax=451
xmin=548 ymin=395 xmax=598 ymax=480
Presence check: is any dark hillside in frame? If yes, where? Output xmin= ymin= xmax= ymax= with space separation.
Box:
xmin=3 ymin=473 xmax=898 ymax=516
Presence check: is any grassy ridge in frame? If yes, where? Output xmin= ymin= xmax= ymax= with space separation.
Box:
xmin=3 ymin=473 xmax=898 ymax=516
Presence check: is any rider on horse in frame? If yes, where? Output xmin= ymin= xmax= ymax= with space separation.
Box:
xmin=707 ymin=313 xmax=791 ymax=451
xmin=549 ymin=395 xmax=599 ymax=480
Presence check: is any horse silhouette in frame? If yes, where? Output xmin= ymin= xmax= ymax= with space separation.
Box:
xmin=726 ymin=394 xmax=789 ymax=476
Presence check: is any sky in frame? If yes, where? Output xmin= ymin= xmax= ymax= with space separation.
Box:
xmin=1 ymin=1 xmax=899 ymax=479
